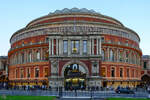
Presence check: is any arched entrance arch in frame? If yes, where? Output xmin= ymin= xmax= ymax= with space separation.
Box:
xmin=61 ymin=61 xmax=89 ymax=77
xmin=141 ymin=74 xmax=150 ymax=85
xmin=62 ymin=61 xmax=89 ymax=90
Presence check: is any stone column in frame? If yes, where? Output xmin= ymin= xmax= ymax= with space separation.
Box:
xmin=116 ymin=48 xmax=119 ymax=62
xmin=59 ymin=39 xmax=62 ymax=55
xmin=49 ymin=38 xmax=51 ymax=56
xmin=97 ymin=39 xmax=99 ymax=55
xmin=39 ymin=48 xmax=42 ymax=61
xmin=107 ymin=48 xmax=110 ymax=61
xmin=32 ymin=49 xmax=34 ymax=62
xmin=92 ymin=39 xmax=94 ymax=55
xmin=68 ymin=39 xmax=71 ymax=55
xmin=99 ymin=38 xmax=101 ymax=55
xmin=88 ymin=38 xmax=91 ymax=55
xmin=51 ymin=39 xmax=54 ymax=55
xmin=56 ymin=39 xmax=58 ymax=55
xmin=24 ymin=50 xmax=26 ymax=63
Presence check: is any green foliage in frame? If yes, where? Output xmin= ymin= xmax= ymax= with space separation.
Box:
xmin=0 ymin=96 xmax=56 ymax=100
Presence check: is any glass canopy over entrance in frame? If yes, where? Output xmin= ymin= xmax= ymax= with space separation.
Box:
xmin=64 ymin=63 xmax=86 ymax=90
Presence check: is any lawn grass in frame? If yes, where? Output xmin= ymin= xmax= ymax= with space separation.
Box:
xmin=107 ymin=98 xmax=149 ymax=100
xmin=0 ymin=96 xmax=56 ymax=100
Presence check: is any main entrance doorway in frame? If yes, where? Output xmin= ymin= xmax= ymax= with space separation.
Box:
xmin=64 ymin=63 xmax=86 ymax=90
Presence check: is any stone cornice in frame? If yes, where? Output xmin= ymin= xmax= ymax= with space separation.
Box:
xmin=10 ymin=22 xmax=140 ymax=44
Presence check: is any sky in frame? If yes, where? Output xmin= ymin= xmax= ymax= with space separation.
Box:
xmin=0 ymin=0 xmax=150 ymax=56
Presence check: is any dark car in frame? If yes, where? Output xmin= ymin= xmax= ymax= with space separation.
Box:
xmin=115 ymin=87 xmax=134 ymax=94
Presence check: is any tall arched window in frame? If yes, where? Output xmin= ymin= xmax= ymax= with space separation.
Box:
xmin=132 ymin=53 xmax=135 ymax=64
xmin=18 ymin=53 xmax=21 ymax=64
xmin=125 ymin=51 xmax=129 ymax=63
xmin=111 ymin=67 xmax=115 ymax=77
xmin=119 ymin=51 xmax=123 ymax=62
xmin=36 ymin=51 xmax=40 ymax=61
xmin=17 ymin=54 xmax=19 ymax=64
xmin=109 ymin=49 xmax=114 ymax=61
xmin=35 ymin=68 xmax=39 ymax=78
xmin=22 ymin=53 xmax=24 ymax=63
xmin=28 ymin=52 xmax=32 ymax=62
xmin=102 ymin=49 xmax=105 ymax=61
xmin=128 ymin=53 xmax=132 ymax=64
xmin=120 ymin=68 xmax=123 ymax=77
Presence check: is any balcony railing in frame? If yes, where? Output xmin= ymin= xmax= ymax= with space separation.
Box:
xmin=102 ymin=41 xmax=142 ymax=52
xmin=9 ymin=42 xmax=48 ymax=52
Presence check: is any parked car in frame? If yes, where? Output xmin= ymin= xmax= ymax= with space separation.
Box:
xmin=115 ymin=87 xmax=134 ymax=94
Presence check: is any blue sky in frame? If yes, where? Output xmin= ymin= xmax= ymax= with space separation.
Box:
xmin=0 ymin=0 xmax=150 ymax=56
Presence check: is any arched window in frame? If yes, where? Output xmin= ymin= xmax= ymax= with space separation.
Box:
xmin=119 ymin=51 xmax=123 ymax=62
xmin=18 ymin=53 xmax=21 ymax=64
xmin=111 ymin=67 xmax=115 ymax=77
xmin=125 ymin=51 xmax=129 ymax=63
xmin=35 ymin=68 xmax=39 ymax=77
xmin=128 ymin=53 xmax=132 ymax=64
xmin=36 ymin=51 xmax=40 ymax=61
xmin=20 ymin=69 xmax=24 ymax=78
xmin=132 ymin=53 xmax=135 ymax=64
xmin=71 ymin=40 xmax=80 ymax=54
xmin=109 ymin=49 xmax=114 ymax=61
xmin=127 ymin=68 xmax=129 ymax=78
xmin=102 ymin=49 xmax=105 ymax=61
xmin=120 ymin=68 xmax=123 ymax=77
xmin=137 ymin=55 xmax=140 ymax=65
xmin=21 ymin=53 xmax=24 ymax=63
xmin=63 ymin=40 xmax=68 ymax=54
xmin=17 ymin=54 xmax=19 ymax=64
xmin=28 ymin=52 xmax=32 ymax=62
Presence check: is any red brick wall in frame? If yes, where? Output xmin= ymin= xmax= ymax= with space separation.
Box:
xmin=59 ymin=60 xmax=69 ymax=76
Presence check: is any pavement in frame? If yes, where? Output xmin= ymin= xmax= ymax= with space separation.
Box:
xmin=0 ymin=90 xmax=149 ymax=99
xmin=55 ymin=97 xmax=105 ymax=100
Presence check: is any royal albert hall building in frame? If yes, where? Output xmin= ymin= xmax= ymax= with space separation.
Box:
xmin=8 ymin=8 xmax=142 ymax=90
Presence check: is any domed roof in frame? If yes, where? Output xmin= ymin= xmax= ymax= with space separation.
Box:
xmin=10 ymin=8 xmax=141 ymax=45
xmin=26 ymin=8 xmax=124 ymax=28
xmin=48 ymin=8 xmax=99 ymax=15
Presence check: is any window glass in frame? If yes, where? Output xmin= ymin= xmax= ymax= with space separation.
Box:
xmin=22 ymin=53 xmax=24 ymax=63
xmin=111 ymin=68 xmax=115 ymax=77
xmin=101 ymin=37 xmax=105 ymax=43
xmin=27 ymin=68 xmax=30 ymax=78
xmin=101 ymin=67 xmax=106 ymax=77
xmin=21 ymin=69 xmax=24 ymax=78
xmin=29 ymin=52 xmax=32 ymax=62
xmin=37 ymin=51 xmax=40 ymax=60
xmin=71 ymin=40 xmax=80 ymax=53
xmin=144 ymin=62 xmax=147 ymax=69
xmin=63 ymin=40 xmax=68 ymax=53
xmin=126 ymin=52 xmax=129 ymax=62
xmin=119 ymin=51 xmax=123 ymax=62
xmin=102 ymin=49 xmax=105 ymax=61
xmin=45 ymin=68 xmax=48 ymax=77
xmin=16 ymin=69 xmax=18 ymax=78
xmin=120 ymin=68 xmax=123 ymax=77
xmin=35 ymin=68 xmax=39 ymax=77
xmin=110 ymin=49 xmax=114 ymax=61
xmin=127 ymin=68 xmax=129 ymax=77
xmin=83 ymin=40 xmax=87 ymax=53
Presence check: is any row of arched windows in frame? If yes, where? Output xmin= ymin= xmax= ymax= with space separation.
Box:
xmin=110 ymin=67 xmax=139 ymax=78
xmin=101 ymin=48 xmax=141 ymax=65
xmin=10 ymin=48 xmax=48 ymax=65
